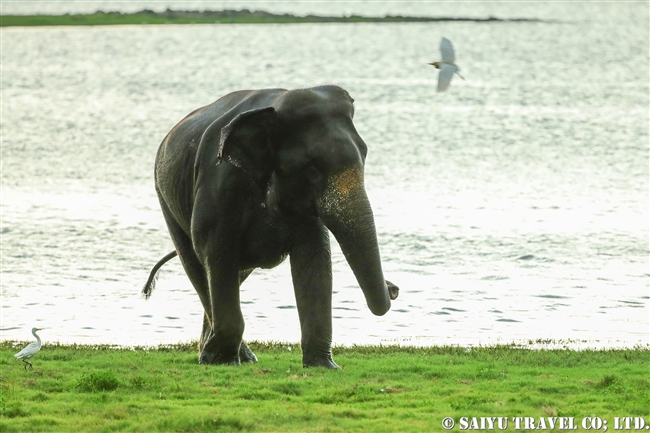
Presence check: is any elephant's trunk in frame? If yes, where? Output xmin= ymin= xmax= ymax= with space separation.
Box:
xmin=318 ymin=168 xmax=393 ymax=316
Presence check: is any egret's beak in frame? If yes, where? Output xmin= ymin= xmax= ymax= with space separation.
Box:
xmin=428 ymin=62 xmax=439 ymax=69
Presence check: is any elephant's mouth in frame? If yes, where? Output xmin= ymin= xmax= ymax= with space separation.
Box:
xmin=266 ymin=168 xmax=328 ymax=220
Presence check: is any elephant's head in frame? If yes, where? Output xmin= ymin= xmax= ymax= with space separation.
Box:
xmin=217 ymin=85 xmax=398 ymax=315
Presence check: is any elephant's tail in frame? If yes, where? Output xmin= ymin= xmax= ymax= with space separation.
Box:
xmin=142 ymin=250 xmax=178 ymax=299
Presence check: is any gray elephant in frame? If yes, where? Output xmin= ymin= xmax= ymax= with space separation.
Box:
xmin=144 ymin=85 xmax=399 ymax=368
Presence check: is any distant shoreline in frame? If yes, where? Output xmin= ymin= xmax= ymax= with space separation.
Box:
xmin=0 ymin=9 xmax=544 ymax=27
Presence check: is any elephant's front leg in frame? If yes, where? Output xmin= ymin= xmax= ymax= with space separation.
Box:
xmin=199 ymin=267 xmax=258 ymax=364
xmin=192 ymin=206 xmax=247 ymax=365
xmin=198 ymin=255 xmax=245 ymax=365
xmin=290 ymin=222 xmax=340 ymax=369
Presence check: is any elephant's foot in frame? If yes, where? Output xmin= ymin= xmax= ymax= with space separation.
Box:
xmin=198 ymin=316 xmax=256 ymax=365
xmin=239 ymin=341 xmax=258 ymax=363
xmin=199 ymin=350 xmax=240 ymax=365
xmin=199 ymin=332 xmax=240 ymax=365
xmin=302 ymin=352 xmax=340 ymax=369
xmin=199 ymin=339 xmax=258 ymax=365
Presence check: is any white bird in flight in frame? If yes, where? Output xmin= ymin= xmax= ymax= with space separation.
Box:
xmin=14 ymin=327 xmax=44 ymax=370
xmin=428 ymin=37 xmax=465 ymax=92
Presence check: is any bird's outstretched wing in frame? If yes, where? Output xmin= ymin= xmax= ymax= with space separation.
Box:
xmin=440 ymin=37 xmax=455 ymax=64
xmin=437 ymin=64 xmax=458 ymax=92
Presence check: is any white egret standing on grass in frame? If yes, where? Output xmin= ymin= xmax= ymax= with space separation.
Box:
xmin=428 ymin=37 xmax=465 ymax=92
xmin=14 ymin=327 xmax=44 ymax=370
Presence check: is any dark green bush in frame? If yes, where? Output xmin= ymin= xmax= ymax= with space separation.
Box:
xmin=75 ymin=370 xmax=119 ymax=392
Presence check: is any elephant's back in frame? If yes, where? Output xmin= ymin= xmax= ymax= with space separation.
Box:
xmin=153 ymin=89 xmax=280 ymax=231
xmin=166 ymin=90 xmax=256 ymax=145
xmin=159 ymin=88 xmax=287 ymax=154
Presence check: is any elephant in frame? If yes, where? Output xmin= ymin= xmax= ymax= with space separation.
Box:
xmin=143 ymin=85 xmax=399 ymax=369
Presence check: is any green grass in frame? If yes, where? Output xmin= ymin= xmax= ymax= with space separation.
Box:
xmin=0 ymin=9 xmax=542 ymax=27
xmin=1 ymin=341 xmax=648 ymax=432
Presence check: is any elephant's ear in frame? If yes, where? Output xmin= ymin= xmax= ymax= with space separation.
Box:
xmin=218 ymin=107 xmax=277 ymax=189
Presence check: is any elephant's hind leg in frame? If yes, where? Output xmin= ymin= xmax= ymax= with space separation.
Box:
xmin=159 ymin=200 xmax=212 ymax=316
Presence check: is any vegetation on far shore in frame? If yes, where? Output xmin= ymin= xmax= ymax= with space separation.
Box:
xmin=0 ymin=9 xmax=543 ymax=27
xmin=1 ymin=341 xmax=648 ymax=432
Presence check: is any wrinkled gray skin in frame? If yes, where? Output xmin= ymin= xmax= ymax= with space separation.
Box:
xmin=145 ymin=85 xmax=399 ymax=369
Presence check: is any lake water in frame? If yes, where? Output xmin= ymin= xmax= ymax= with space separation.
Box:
xmin=2 ymin=2 xmax=648 ymax=348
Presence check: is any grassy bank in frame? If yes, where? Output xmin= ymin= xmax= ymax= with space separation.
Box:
xmin=0 ymin=9 xmax=542 ymax=27
xmin=1 ymin=341 xmax=648 ymax=432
